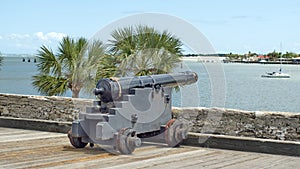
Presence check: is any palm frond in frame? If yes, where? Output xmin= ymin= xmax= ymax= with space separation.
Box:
xmin=32 ymin=74 xmax=68 ymax=96
xmin=33 ymin=36 xmax=105 ymax=98
xmin=72 ymin=40 xmax=106 ymax=96
xmin=36 ymin=45 xmax=62 ymax=75
xmin=109 ymin=25 xmax=183 ymax=76
xmin=58 ymin=36 xmax=77 ymax=72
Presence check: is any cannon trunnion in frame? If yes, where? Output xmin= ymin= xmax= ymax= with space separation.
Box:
xmin=68 ymin=71 xmax=198 ymax=154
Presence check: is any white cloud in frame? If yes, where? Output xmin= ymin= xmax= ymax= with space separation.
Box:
xmin=3 ymin=32 xmax=66 ymax=41
xmin=35 ymin=32 xmax=46 ymax=40
xmin=7 ymin=33 xmax=31 ymax=40
xmin=34 ymin=32 xmax=66 ymax=41
xmin=47 ymin=32 xmax=66 ymax=40
xmin=294 ymin=42 xmax=300 ymax=46
xmin=1 ymin=32 xmax=67 ymax=53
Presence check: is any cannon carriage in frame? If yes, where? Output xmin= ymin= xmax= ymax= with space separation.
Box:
xmin=68 ymin=71 xmax=198 ymax=154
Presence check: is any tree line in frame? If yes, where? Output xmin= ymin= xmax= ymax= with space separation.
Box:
xmin=225 ymin=51 xmax=299 ymax=61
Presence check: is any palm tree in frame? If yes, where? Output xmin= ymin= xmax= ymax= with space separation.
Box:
xmin=108 ymin=25 xmax=182 ymax=76
xmin=32 ymin=36 xmax=105 ymax=98
xmin=95 ymin=54 xmax=118 ymax=80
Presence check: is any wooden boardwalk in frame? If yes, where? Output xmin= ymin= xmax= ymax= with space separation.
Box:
xmin=0 ymin=127 xmax=299 ymax=169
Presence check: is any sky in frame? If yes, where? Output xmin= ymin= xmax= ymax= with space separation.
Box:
xmin=1 ymin=0 xmax=300 ymax=54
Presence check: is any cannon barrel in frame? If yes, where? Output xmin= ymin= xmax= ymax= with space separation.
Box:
xmin=94 ymin=71 xmax=198 ymax=103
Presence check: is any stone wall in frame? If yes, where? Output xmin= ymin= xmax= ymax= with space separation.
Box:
xmin=0 ymin=93 xmax=299 ymax=142
xmin=173 ymin=107 xmax=300 ymax=141
xmin=0 ymin=93 xmax=92 ymax=122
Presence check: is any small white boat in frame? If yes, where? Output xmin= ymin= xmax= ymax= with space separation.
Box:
xmin=261 ymin=72 xmax=290 ymax=78
xmin=261 ymin=70 xmax=290 ymax=78
xmin=261 ymin=44 xmax=290 ymax=78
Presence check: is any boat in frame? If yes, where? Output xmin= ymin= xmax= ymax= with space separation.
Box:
xmin=261 ymin=69 xmax=290 ymax=78
xmin=261 ymin=43 xmax=290 ymax=78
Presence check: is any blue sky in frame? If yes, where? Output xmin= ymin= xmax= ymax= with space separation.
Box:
xmin=1 ymin=0 xmax=300 ymax=54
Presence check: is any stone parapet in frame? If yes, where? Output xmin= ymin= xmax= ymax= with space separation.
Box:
xmin=0 ymin=93 xmax=92 ymax=122
xmin=0 ymin=93 xmax=299 ymax=142
xmin=173 ymin=107 xmax=300 ymax=141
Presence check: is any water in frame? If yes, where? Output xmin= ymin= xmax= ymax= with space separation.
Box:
xmin=0 ymin=56 xmax=299 ymax=113
xmin=175 ymin=60 xmax=300 ymax=113
xmin=222 ymin=63 xmax=300 ymax=113
xmin=0 ymin=57 xmax=39 ymax=95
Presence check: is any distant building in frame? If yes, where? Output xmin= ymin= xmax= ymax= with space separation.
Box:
xmin=292 ymin=57 xmax=300 ymax=63
xmin=247 ymin=56 xmax=258 ymax=61
xmin=256 ymin=55 xmax=270 ymax=62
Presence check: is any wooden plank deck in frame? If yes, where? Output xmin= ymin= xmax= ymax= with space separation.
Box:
xmin=0 ymin=127 xmax=299 ymax=169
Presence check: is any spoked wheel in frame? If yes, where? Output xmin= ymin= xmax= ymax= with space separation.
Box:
xmin=116 ymin=128 xmax=141 ymax=154
xmin=164 ymin=119 xmax=188 ymax=147
xmin=68 ymin=130 xmax=88 ymax=148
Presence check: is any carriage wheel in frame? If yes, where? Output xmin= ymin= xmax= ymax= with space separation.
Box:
xmin=116 ymin=128 xmax=141 ymax=154
xmin=164 ymin=119 xmax=188 ymax=147
xmin=68 ymin=130 xmax=88 ymax=148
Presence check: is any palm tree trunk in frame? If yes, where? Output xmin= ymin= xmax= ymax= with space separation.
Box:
xmin=72 ymin=89 xmax=80 ymax=98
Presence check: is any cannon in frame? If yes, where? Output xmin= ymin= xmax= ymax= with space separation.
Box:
xmin=68 ymin=71 xmax=198 ymax=154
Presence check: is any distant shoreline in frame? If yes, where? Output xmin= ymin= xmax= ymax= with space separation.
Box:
xmin=224 ymin=60 xmax=300 ymax=65
xmin=181 ymin=56 xmax=300 ymax=65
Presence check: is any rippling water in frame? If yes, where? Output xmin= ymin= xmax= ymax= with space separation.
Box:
xmin=174 ymin=60 xmax=300 ymax=113
xmin=0 ymin=56 xmax=299 ymax=113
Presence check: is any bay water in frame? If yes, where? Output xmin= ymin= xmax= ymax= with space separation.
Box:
xmin=0 ymin=56 xmax=299 ymax=113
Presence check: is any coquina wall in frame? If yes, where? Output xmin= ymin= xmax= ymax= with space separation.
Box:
xmin=172 ymin=107 xmax=300 ymax=141
xmin=0 ymin=93 xmax=92 ymax=122
xmin=0 ymin=93 xmax=299 ymax=141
